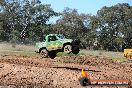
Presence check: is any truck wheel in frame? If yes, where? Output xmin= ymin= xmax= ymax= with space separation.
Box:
xmin=64 ymin=45 xmax=72 ymax=54
xmin=72 ymin=46 xmax=79 ymax=54
xmin=128 ymin=55 xmax=132 ymax=60
xmin=40 ymin=49 xmax=48 ymax=58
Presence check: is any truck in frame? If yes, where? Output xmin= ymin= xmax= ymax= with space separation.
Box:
xmin=35 ymin=34 xmax=80 ymax=59
xmin=124 ymin=49 xmax=132 ymax=60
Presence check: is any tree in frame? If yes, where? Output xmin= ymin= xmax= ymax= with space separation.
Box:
xmin=53 ymin=8 xmax=97 ymax=48
xmin=0 ymin=0 xmax=58 ymax=44
xmin=97 ymin=3 xmax=132 ymax=51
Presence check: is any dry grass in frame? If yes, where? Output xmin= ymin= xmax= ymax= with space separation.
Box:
xmin=0 ymin=42 xmax=35 ymax=52
xmin=0 ymin=42 xmax=126 ymax=60
xmin=80 ymin=49 xmax=125 ymax=59
xmin=0 ymin=43 xmax=38 ymax=57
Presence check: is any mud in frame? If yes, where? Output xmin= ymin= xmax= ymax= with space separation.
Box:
xmin=0 ymin=55 xmax=132 ymax=88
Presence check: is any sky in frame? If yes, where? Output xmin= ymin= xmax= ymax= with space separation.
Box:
xmin=41 ymin=0 xmax=132 ymax=23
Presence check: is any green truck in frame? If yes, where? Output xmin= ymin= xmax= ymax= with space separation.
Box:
xmin=35 ymin=34 xmax=80 ymax=59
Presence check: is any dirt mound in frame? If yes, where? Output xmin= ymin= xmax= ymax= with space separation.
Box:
xmin=0 ymin=63 xmax=81 ymax=88
xmin=0 ymin=55 xmax=56 ymax=67
xmin=56 ymin=55 xmax=125 ymax=67
xmin=0 ymin=55 xmax=132 ymax=88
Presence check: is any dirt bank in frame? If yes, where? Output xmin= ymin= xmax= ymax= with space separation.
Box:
xmin=0 ymin=55 xmax=132 ymax=88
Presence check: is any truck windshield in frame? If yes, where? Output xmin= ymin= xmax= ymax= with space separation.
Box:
xmin=57 ymin=35 xmax=65 ymax=39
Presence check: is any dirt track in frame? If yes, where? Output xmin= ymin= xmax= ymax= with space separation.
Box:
xmin=0 ymin=55 xmax=132 ymax=88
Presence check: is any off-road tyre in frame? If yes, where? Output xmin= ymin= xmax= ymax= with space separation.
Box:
xmin=40 ymin=49 xmax=48 ymax=58
xmin=128 ymin=55 xmax=132 ymax=60
xmin=63 ymin=45 xmax=72 ymax=54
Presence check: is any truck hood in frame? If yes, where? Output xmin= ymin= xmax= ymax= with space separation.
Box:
xmin=60 ymin=39 xmax=72 ymax=43
xmin=35 ymin=42 xmax=46 ymax=48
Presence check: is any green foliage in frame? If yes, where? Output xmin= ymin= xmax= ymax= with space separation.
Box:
xmin=0 ymin=0 xmax=58 ymax=44
xmin=97 ymin=3 xmax=132 ymax=51
xmin=0 ymin=1 xmax=131 ymax=51
xmin=52 ymin=7 xmax=97 ymax=48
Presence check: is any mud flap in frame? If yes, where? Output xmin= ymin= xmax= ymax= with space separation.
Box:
xmin=72 ymin=46 xmax=80 ymax=54
xmin=48 ymin=51 xmax=57 ymax=59
xmin=72 ymin=39 xmax=80 ymax=54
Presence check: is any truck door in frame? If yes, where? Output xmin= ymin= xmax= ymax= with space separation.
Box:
xmin=47 ymin=35 xmax=59 ymax=51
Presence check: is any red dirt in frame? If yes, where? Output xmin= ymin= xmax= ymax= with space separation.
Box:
xmin=0 ymin=55 xmax=132 ymax=88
